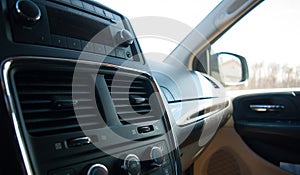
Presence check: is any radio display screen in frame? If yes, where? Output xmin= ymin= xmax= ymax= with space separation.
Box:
xmin=47 ymin=7 xmax=113 ymax=46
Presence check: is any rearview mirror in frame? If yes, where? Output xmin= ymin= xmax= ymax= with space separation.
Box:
xmin=210 ymin=52 xmax=249 ymax=86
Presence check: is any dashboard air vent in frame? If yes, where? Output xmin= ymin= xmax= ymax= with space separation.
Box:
xmin=105 ymin=74 xmax=161 ymax=124
xmin=14 ymin=70 xmax=104 ymax=136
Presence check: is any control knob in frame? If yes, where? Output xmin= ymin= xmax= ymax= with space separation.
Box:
xmin=116 ymin=29 xmax=134 ymax=47
xmin=86 ymin=164 xmax=108 ymax=175
xmin=121 ymin=154 xmax=141 ymax=175
xmin=14 ymin=0 xmax=41 ymax=26
xmin=148 ymin=146 xmax=164 ymax=167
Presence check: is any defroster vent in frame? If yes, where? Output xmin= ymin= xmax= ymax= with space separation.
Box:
xmin=13 ymin=70 xmax=104 ymax=136
xmin=105 ymin=74 xmax=161 ymax=124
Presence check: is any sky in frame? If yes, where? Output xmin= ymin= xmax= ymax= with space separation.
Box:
xmin=98 ymin=0 xmax=300 ymax=66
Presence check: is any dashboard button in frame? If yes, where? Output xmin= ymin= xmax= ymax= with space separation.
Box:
xmin=94 ymin=7 xmax=104 ymax=16
xmin=94 ymin=43 xmax=106 ymax=54
xmin=105 ymin=46 xmax=116 ymax=56
xmin=82 ymin=2 xmax=95 ymax=12
xmin=104 ymin=10 xmax=113 ymax=19
xmin=81 ymin=40 xmax=94 ymax=52
xmin=51 ymin=35 xmax=67 ymax=48
xmin=113 ymin=14 xmax=122 ymax=21
xmin=71 ymin=0 xmax=83 ymax=8
xmin=34 ymin=33 xmax=51 ymax=45
xmin=59 ymin=0 xmax=71 ymax=4
xmin=115 ymin=48 xmax=125 ymax=58
xmin=67 ymin=38 xmax=81 ymax=50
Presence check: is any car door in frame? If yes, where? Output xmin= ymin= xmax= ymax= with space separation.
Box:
xmin=233 ymin=91 xmax=300 ymax=166
xmin=192 ymin=0 xmax=300 ymax=174
xmin=193 ymin=90 xmax=300 ymax=175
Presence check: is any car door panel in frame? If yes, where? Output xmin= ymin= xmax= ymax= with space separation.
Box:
xmin=233 ymin=92 xmax=300 ymax=165
xmin=193 ymin=118 xmax=291 ymax=175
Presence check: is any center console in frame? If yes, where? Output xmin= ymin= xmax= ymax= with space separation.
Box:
xmin=0 ymin=0 xmax=181 ymax=174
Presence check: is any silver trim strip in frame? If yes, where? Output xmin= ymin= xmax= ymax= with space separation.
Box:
xmin=2 ymin=60 xmax=33 ymax=175
xmin=250 ymin=104 xmax=285 ymax=112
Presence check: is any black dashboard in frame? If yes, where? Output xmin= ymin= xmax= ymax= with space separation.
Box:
xmin=0 ymin=0 xmax=231 ymax=174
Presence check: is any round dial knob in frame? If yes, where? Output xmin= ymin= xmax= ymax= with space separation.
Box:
xmin=149 ymin=146 xmax=164 ymax=167
xmin=122 ymin=154 xmax=141 ymax=175
xmin=86 ymin=164 xmax=108 ymax=175
xmin=14 ymin=0 xmax=41 ymax=26
xmin=116 ymin=29 xmax=134 ymax=47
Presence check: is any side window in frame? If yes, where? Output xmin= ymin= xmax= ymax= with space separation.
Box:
xmin=212 ymin=0 xmax=300 ymax=90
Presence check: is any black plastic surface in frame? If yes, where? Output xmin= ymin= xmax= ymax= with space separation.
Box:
xmin=0 ymin=0 xmax=181 ymax=174
xmin=233 ymin=92 xmax=300 ymax=165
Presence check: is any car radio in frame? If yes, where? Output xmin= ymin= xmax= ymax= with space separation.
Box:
xmin=7 ymin=0 xmax=137 ymax=61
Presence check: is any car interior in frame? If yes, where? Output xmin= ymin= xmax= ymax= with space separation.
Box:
xmin=0 ymin=0 xmax=299 ymax=175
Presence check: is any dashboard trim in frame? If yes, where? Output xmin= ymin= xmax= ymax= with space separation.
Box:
xmin=2 ymin=60 xmax=33 ymax=175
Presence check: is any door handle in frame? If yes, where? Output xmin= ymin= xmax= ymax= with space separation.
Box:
xmin=249 ymin=104 xmax=285 ymax=112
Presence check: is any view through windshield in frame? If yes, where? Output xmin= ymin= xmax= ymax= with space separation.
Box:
xmin=99 ymin=0 xmax=221 ymax=61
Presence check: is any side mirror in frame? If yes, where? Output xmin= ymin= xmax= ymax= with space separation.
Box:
xmin=210 ymin=52 xmax=249 ymax=86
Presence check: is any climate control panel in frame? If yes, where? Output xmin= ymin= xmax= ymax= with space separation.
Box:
xmin=49 ymin=141 xmax=173 ymax=175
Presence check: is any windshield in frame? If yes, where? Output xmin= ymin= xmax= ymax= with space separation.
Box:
xmin=98 ymin=0 xmax=222 ymax=60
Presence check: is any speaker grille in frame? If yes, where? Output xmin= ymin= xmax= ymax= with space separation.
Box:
xmin=207 ymin=149 xmax=240 ymax=175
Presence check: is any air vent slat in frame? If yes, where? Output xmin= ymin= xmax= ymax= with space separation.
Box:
xmin=107 ymin=85 xmax=144 ymax=89
xmin=118 ymin=109 xmax=152 ymax=115
xmin=18 ymin=91 xmax=91 ymax=95
xmin=14 ymin=70 xmax=104 ymax=136
xmin=21 ymin=100 xmax=52 ymax=104
xmin=25 ymin=114 xmax=98 ymax=124
xmin=17 ymin=83 xmax=89 ymax=88
xmin=110 ymin=91 xmax=147 ymax=95
xmin=115 ymin=103 xmax=150 ymax=108
xmin=119 ymin=115 xmax=157 ymax=123
xmin=28 ymin=124 xmax=80 ymax=135
xmin=105 ymin=74 xmax=161 ymax=124
xmin=21 ymin=98 xmax=93 ymax=104
xmin=22 ymin=106 xmax=97 ymax=114
xmin=112 ymin=96 xmax=149 ymax=101
xmin=25 ymin=115 xmax=74 ymax=124
xmin=105 ymin=79 xmax=144 ymax=83
xmin=28 ymin=121 xmax=100 ymax=135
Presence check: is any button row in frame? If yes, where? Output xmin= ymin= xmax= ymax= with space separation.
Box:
xmin=51 ymin=34 xmax=131 ymax=59
xmin=28 ymin=32 xmax=131 ymax=59
xmin=56 ymin=0 xmax=122 ymax=22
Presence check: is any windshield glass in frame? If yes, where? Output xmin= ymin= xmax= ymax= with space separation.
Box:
xmin=98 ymin=0 xmax=221 ymax=60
